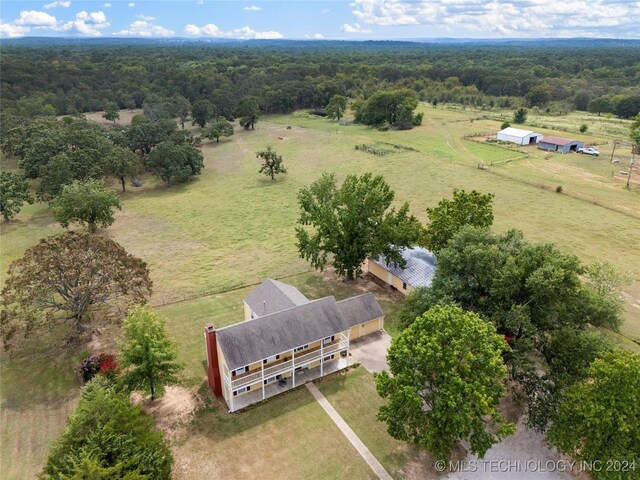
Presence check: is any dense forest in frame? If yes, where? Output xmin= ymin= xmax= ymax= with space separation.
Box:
xmin=2 ymin=38 xmax=640 ymax=125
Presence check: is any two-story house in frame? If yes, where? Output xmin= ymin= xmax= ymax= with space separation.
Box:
xmin=204 ymin=278 xmax=384 ymax=412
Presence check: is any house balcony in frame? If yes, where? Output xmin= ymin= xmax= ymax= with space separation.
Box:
xmin=230 ymin=337 xmax=349 ymax=390
xmin=229 ymin=355 xmax=353 ymax=412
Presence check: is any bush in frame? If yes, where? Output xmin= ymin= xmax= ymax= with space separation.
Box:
xmin=579 ymin=124 xmax=588 ymax=133
xmin=80 ymin=353 xmax=119 ymax=382
xmin=555 ymin=185 xmax=563 ymax=193
xmin=501 ymin=121 xmax=511 ymax=129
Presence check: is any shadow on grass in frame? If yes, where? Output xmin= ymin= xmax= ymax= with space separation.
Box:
xmin=0 ymin=334 xmax=82 ymax=410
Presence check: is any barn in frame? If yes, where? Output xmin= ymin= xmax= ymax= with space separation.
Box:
xmin=538 ymin=136 xmax=584 ymax=154
xmin=496 ymin=127 xmax=543 ymax=145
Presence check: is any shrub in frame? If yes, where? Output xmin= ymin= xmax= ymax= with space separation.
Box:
xmin=80 ymin=353 xmax=119 ymax=382
xmin=579 ymin=124 xmax=588 ymax=133
xmin=556 ymin=185 xmax=563 ymax=193
xmin=501 ymin=121 xmax=511 ymax=129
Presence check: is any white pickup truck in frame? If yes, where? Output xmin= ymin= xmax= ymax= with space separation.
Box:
xmin=577 ymin=147 xmax=600 ymax=156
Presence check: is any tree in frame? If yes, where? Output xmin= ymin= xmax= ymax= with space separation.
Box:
xmin=52 ymin=179 xmax=122 ymax=233
xmin=102 ymin=101 xmax=120 ymax=125
xmin=326 ymin=94 xmax=348 ymax=121
xmin=174 ymin=95 xmax=191 ymax=129
xmin=422 ymin=227 xmax=624 ymax=338
xmin=40 ymin=377 xmax=172 ymax=479
xmin=395 ymin=287 xmax=439 ymax=330
xmin=105 ymin=146 xmax=142 ymax=192
xmin=0 ymin=172 xmax=34 ymax=222
xmin=191 ymin=99 xmax=212 ymax=128
xmin=519 ymin=328 xmax=614 ymax=432
xmin=353 ymin=89 xmax=421 ymax=128
xmin=146 ymin=141 xmax=204 ymax=184
xmin=513 ymin=107 xmax=528 ymax=124
xmin=376 ymin=305 xmax=515 ymax=460
xmin=423 ymin=188 xmax=494 ymax=253
xmin=588 ymin=96 xmax=614 ymax=116
xmin=236 ymin=96 xmax=260 ymax=130
xmin=296 ymin=172 xmax=424 ymax=280
xmin=1 ymin=232 xmax=152 ymax=348
xmin=125 ymin=119 xmax=176 ymax=155
xmin=615 ymin=95 xmax=640 ymax=119
xmin=119 ymin=306 xmax=183 ymax=400
xmin=547 ymin=349 xmax=640 ymax=479
xmin=525 ymin=83 xmax=551 ymax=107
xmin=205 ymin=116 xmax=234 ymax=142
xmin=257 ymin=146 xmax=287 ymax=180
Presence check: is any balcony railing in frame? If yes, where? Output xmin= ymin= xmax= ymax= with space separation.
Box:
xmin=231 ymin=339 xmax=348 ymax=389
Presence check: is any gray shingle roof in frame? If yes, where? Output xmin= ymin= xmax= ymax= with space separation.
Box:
xmin=217 ymin=296 xmax=349 ymax=370
xmin=244 ymin=278 xmax=309 ymax=317
xmin=337 ymin=293 xmax=384 ymax=328
xmin=371 ymin=247 xmax=437 ymax=289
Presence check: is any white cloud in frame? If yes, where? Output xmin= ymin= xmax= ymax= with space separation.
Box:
xmin=243 ymin=5 xmax=261 ymax=11
xmin=0 ymin=9 xmax=58 ymax=37
xmin=185 ymin=23 xmax=283 ymax=39
xmin=0 ymin=22 xmax=31 ymax=38
xmin=348 ymin=0 xmax=640 ymax=37
xmin=341 ymin=22 xmax=372 ymax=34
xmin=14 ymin=10 xmax=58 ymax=27
xmin=114 ymin=19 xmax=174 ymax=37
xmin=128 ymin=2 xmax=135 ymax=7
xmin=44 ymin=1 xmax=71 ymax=9
xmin=61 ymin=10 xmax=110 ymax=36
xmin=103 ymin=2 xmax=112 ymax=7
xmin=321 ymin=8 xmax=330 ymax=14
xmin=135 ymin=14 xmax=155 ymax=21
xmin=196 ymin=0 xmax=203 ymax=4
xmin=305 ymin=33 xmax=325 ymax=39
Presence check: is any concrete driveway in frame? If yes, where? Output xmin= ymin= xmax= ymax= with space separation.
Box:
xmin=349 ymin=331 xmax=391 ymax=373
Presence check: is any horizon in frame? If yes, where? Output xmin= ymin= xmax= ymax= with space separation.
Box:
xmin=2 ymin=0 xmax=639 ymax=41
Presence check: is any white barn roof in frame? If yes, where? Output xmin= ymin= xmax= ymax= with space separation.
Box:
xmin=498 ymin=127 xmax=537 ymax=138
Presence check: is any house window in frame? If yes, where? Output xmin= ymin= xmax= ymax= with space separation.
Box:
xmin=402 ymin=282 xmax=407 ymax=290
xmin=323 ymin=335 xmax=335 ymax=345
xmin=233 ymin=385 xmax=251 ymax=396
xmin=295 ymin=363 xmax=309 ymax=371
xmin=233 ymin=366 xmax=247 ymax=376
xmin=294 ymin=344 xmax=309 ymax=353
xmin=323 ymin=355 xmax=334 ymax=362
xmin=263 ymin=354 xmax=280 ymax=364
xmin=264 ymin=374 xmax=281 ymax=385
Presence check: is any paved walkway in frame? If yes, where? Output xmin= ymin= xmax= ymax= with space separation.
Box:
xmin=306 ymin=383 xmax=393 ymax=480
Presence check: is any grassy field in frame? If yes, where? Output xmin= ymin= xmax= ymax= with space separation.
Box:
xmin=1 ymin=104 xmax=639 ymax=478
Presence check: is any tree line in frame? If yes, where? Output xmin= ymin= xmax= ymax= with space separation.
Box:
xmin=2 ymin=40 xmax=639 ymax=125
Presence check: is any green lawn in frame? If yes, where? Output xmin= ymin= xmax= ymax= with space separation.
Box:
xmin=315 ymin=367 xmax=434 ymax=479
xmin=2 ymin=106 xmax=639 ymax=478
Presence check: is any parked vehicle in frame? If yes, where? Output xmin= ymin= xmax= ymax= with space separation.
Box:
xmin=577 ymin=147 xmax=600 ymax=156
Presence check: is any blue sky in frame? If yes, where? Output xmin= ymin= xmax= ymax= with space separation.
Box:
xmin=1 ymin=0 xmax=639 ymax=39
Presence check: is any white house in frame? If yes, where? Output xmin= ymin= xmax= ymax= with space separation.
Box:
xmin=496 ymin=127 xmax=543 ymax=146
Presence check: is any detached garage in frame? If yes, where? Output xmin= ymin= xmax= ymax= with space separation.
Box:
xmin=497 ymin=127 xmax=543 ymax=146
xmin=538 ymin=136 xmax=584 ymax=154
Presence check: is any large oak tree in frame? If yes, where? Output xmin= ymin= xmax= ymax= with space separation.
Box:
xmin=1 ymin=232 xmax=152 ymax=348
xmin=296 ymin=172 xmax=424 ymax=280
xmin=376 ymin=305 xmax=515 ymax=460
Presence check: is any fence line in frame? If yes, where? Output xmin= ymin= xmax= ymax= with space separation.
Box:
xmin=150 ymin=268 xmax=314 ymax=308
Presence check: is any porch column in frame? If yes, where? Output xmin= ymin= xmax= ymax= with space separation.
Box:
xmin=261 ymin=361 xmax=265 ymax=400
xmin=320 ymin=341 xmax=324 ymax=376
xmin=292 ymin=349 xmax=296 ymax=387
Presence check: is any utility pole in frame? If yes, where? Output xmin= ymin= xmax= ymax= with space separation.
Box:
xmin=627 ymin=146 xmax=637 ymax=189
xmin=610 ymin=141 xmax=618 ymax=164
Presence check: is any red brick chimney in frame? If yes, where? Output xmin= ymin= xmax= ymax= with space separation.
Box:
xmin=204 ymin=324 xmax=222 ymax=397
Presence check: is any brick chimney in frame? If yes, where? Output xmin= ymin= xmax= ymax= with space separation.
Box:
xmin=204 ymin=324 xmax=222 ymax=397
